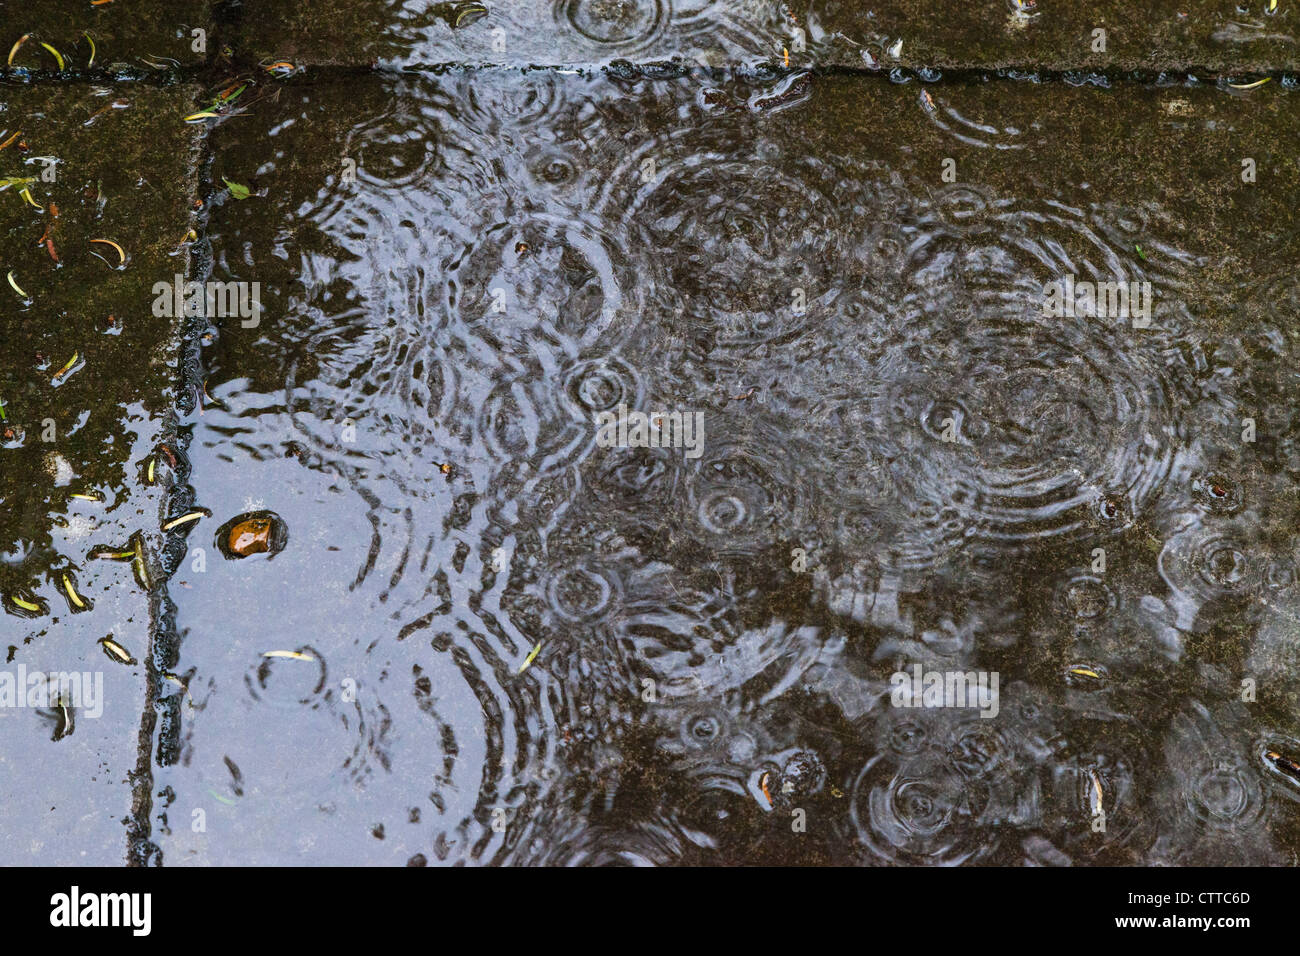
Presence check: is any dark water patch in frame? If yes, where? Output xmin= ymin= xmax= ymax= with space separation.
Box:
xmin=803 ymin=0 xmax=1300 ymax=73
xmin=0 ymin=2 xmax=216 ymax=77
xmin=108 ymin=70 xmax=1300 ymax=864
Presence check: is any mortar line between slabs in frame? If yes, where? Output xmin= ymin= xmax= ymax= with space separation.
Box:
xmin=121 ymin=115 xmax=214 ymax=869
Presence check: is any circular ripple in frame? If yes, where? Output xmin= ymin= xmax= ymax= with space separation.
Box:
xmin=244 ymin=646 xmax=326 ymax=709
xmin=1192 ymin=472 xmax=1244 ymax=515
xmin=450 ymin=215 xmax=640 ymax=352
xmin=604 ymin=148 xmax=860 ymax=350
xmin=562 ymin=356 xmax=641 ymax=417
xmin=1185 ymin=763 xmax=1264 ymax=830
xmin=889 ymin=719 xmax=931 ymax=757
xmin=1156 ymin=704 xmax=1270 ymax=861
xmin=545 ymin=561 xmax=620 ymax=623
xmin=425 ymin=626 xmax=560 ymax=862
xmin=1048 ymin=744 xmax=1149 ymax=858
xmin=679 ymin=705 xmax=732 ymax=754
xmin=946 ymin=721 xmax=1011 ymax=779
xmin=527 ymin=149 xmax=580 ymax=189
xmin=672 ymin=773 xmax=766 ymax=855
xmin=610 ymin=556 xmax=822 ymax=702
xmin=585 ymin=443 xmax=683 ymax=522
xmin=478 ymin=369 xmax=594 ymax=473
xmin=1159 ymin=525 xmax=1262 ymax=603
xmin=1054 ymin=574 xmax=1117 ymax=623
xmin=559 ymin=0 xmax=666 ymax=48
xmin=192 ymin=661 xmax=392 ymax=806
xmin=925 ymin=184 xmax=995 ymax=233
xmin=849 ymin=753 xmax=997 ymax=865
xmin=455 ymin=73 xmax=569 ymax=138
xmin=683 ymin=422 xmax=807 ymax=556
xmin=872 ymin=296 xmax=1178 ymax=560
xmin=520 ymin=816 xmax=685 ymax=866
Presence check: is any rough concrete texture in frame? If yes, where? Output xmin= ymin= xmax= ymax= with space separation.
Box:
xmin=808 ymin=0 xmax=1300 ymax=73
xmin=0 ymin=84 xmax=203 ymax=863
xmin=4 ymin=2 xmax=1299 ymax=74
xmin=0 ymin=3 xmax=215 ymax=73
xmin=223 ymin=0 xmax=1300 ymax=71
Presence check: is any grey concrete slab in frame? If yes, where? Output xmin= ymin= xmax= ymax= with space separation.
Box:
xmin=808 ymin=0 xmax=1300 ymax=73
xmin=0 ymin=2 xmax=217 ymax=74
xmin=0 ymin=84 xmax=203 ymax=864
xmin=230 ymin=0 xmax=1300 ymax=71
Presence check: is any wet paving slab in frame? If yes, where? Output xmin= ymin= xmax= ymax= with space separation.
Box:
xmin=0 ymin=82 xmax=203 ymax=863
xmin=0 ymin=3 xmax=216 ymax=74
xmin=5 ymin=2 xmax=1300 ymax=871
xmin=227 ymin=0 xmax=1300 ymax=72
xmin=139 ymin=69 xmax=1300 ymax=865
xmin=805 ymin=0 xmax=1300 ymax=73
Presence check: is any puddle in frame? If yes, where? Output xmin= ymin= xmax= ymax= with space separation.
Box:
xmin=114 ymin=70 xmax=1300 ymax=864
xmin=5 ymin=0 xmax=1300 ymax=867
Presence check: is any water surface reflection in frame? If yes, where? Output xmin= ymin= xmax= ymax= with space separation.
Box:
xmin=151 ymin=71 xmax=1300 ymax=865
